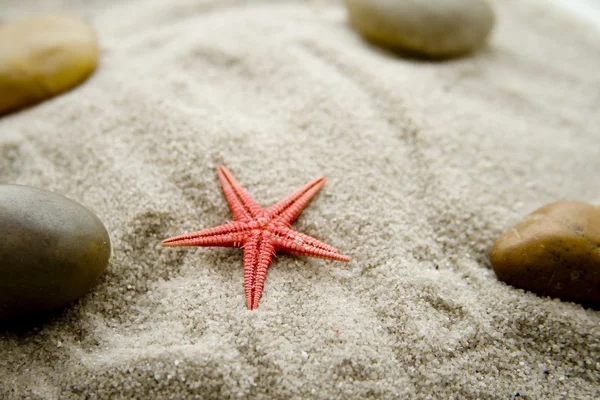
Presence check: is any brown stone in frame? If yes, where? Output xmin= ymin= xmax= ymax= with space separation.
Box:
xmin=490 ymin=201 xmax=600 ymax=306
xmin=0 ymin=14 xmax=98 ymax=115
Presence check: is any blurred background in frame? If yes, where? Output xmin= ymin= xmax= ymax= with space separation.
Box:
xmin=552 ymin=0 xmax=600 ymax=23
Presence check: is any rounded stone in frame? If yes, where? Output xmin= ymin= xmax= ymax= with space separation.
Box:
xmin=0 ymin=185 xmax=111 ymax=320
xmin=490 ymin=201 xmax=600 ymax=306
xmin=344 ymin=0 xmax=495 ymax=58
xmin=0 ymin=14 xmax=98 ymax=115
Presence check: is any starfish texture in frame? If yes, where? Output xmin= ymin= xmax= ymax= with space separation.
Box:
xmin=162 ymin=165 xmax=350 ymax=310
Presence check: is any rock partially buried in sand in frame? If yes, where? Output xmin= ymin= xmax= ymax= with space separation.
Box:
xmin=0 ymin=185 xmax=111 ymax=320
xmin=490 ymin=201 xmax=600 ymax=306
xmin=344 ymin=0 xmax=495 ymax=58
xmin=0 ymin=14 xmax=98 ymax=115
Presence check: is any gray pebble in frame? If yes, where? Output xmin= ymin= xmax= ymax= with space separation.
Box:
xmin=0 ymin=185 xmax=110 ymax=320
xmin=345 ymin=0 xmax=495 ymax=58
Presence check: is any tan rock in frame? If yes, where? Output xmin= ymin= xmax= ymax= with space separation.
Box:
xmin=344 ymin=0 xmax=495 ymax=58
xmin=490 ymin=201 xmax=600 ymax=306
xmin=0 ymin=14 xmax=98 ymax=115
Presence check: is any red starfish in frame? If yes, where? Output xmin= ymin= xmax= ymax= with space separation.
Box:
xmin=162 ymin=166 xmax=350 ymax=310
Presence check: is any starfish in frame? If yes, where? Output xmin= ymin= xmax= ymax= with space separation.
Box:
xmin=162 ymin=165 xmax=350 ymax=310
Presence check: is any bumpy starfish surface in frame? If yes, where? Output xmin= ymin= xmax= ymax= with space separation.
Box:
xmin=162 ymin=166 xmax=350 ymax=310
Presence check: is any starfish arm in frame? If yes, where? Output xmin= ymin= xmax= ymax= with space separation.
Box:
xmin=162 ymin=221 xmax=248 ymax=247
xmin=242 ymin=231 xmax=276 ymax=310
xmin=267 ymin=176 xmax=326 ymax=225
xmin=217 ymin=165 xmax=263 ymax=221
xmin=272 ymin=225 xmax=339 ymax=254
xmin=273 ymin=228 xmax=350 ymax=262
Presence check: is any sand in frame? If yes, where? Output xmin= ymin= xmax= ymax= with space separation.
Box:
xmin=1 ymin=0 xmax=599 ymax=398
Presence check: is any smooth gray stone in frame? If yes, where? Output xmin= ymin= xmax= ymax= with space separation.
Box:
xmin=0 ymin=185 xmax=110 ymax=320
xmin=345 ymin=0 xmax=495 ymax=58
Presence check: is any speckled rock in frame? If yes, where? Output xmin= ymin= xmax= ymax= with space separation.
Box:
xmin=490 ymin=201 xmax=600 ymax=306
xmin=344 ymin=0 xmax=495 ymax=58
xmin=0 ymin=14 xmax=98 ymax=115
xmin=0 ymin=185 xmax=110 ymax=319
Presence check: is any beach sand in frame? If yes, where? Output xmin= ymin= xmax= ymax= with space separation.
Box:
xmin=1 ymin=0 xmax=599 ymax=398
